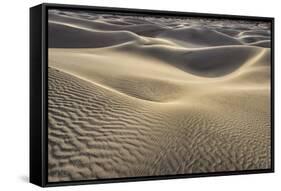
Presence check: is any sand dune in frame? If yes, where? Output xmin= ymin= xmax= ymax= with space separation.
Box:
xmin=247 ymin=40 xmax=271 ymax=48
xmin=48 ymin=66 xmax=270 ymax=182
xmin=114 ymin=43 xmax=267 ymax=77
xmin=49 ymin=44 xmax=268 ymax=79
xmin=157 ymin=27 xmax=242 ymax=47
xmin=49 ymin=10 xmax=271 ymax=48
xmin=48 ymin=9 xmax=272 ymax=182
xmin=238 ymin=29 xmax=270 ymax=37
xmin=215 ymin=28 xmax=241 ymax=36
xmin=48 ymin=22 xmax=143 ymax=48
xmin=238 ymin=35 xmax=270 ymax=43
xmin=49 ymin=11 xmax=167 ymax=37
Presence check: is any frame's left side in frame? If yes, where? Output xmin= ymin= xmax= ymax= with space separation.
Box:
xmin=30 ymin=4 xmax=46 ymax=187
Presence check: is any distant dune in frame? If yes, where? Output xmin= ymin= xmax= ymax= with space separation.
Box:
xmin=48 ymin=9 xmax=271 ymax=182
xmin=48 ymin=22 xmax=144 ymax=48
xmin=157 ymin=27 xmax=243 ymax=47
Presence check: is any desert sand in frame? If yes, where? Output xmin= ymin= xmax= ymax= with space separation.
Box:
xmin=47 ymin=9 xmax=271 ymax=182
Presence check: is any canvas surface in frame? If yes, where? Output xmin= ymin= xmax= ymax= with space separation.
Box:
xmin=47 ymin=9 xmax=272 ymax=182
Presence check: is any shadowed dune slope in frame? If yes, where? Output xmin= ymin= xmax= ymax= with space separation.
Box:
xmin=157 ymin=27 xmax=243 ymax=47
xmin=48 ymin=22 xmax=143 ymax=48
xmin=104 ymin=43 xmax=268 ymax=77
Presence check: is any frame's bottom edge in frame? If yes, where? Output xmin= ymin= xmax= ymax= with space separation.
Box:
xmin=44 ymin=168 xmax=274 ymax=187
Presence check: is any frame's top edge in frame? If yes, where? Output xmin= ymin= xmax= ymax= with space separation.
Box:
xmin=30 ymin=3 xmax=44 ymax=9
xmin=39 ymin=3 xmax=274 ymax=21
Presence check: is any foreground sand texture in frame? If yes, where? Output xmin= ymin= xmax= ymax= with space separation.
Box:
xmin=48 ymin=9 xmax=271 ymax=182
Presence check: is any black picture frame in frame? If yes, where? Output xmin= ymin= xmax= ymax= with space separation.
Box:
xmin=30 ymin=3 xmax=275 ymax=187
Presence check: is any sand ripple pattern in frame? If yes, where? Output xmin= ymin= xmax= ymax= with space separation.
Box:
xmin=48 ymin=67 xmax=271 ymax=182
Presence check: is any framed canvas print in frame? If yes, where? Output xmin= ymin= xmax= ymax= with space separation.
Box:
xmin=30 ymin=3 xmax=274 ymax=187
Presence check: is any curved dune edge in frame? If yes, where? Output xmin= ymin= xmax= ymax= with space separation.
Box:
xmin=49 ymin=21 xmax=143 ymax=48
xmin=49 ymin=44 xmax=269 ymax=79
xmin=48 ymin=46 xmax=270 ymax=104
xmin=48 ymin=67 xmax=271 ymax=182
xmin=48 ymin=21 xmax=178 ymax=48
xmin=50 ymin=66 xmax=185 ymax=103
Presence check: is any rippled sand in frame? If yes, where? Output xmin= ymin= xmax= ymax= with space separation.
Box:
xmin=47 ymin=9 xmax=271 ymax=182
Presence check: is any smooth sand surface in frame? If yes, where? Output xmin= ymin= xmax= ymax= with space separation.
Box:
xmin=48 ymin=9 xmax=271 ymax=182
